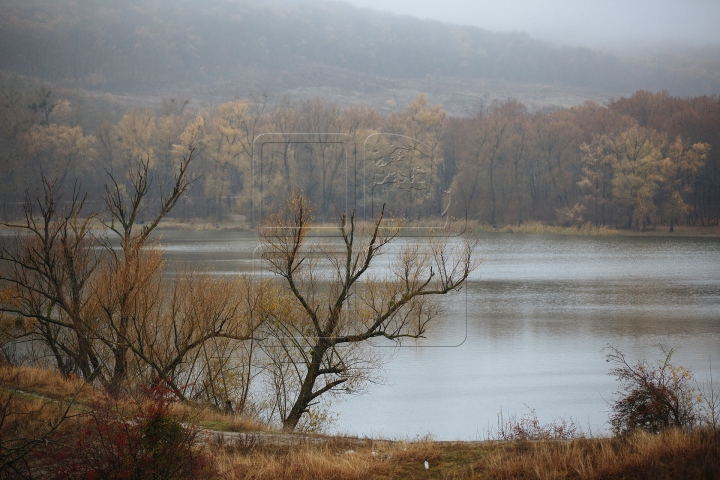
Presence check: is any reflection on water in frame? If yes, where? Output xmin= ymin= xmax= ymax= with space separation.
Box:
xmin=155 ymin=230 xmax=720 ymax=439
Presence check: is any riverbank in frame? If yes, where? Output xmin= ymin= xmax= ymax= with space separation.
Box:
xmin=2 ymin=365 xmax=718 ymax=479
xmin=154 ymin=218 xmax=720 ymax=237
xmin=3 ymin=216 xmax=719 ymax=237
xmin=473 ymin=221 xmax=720 ymax=237
xmin=211 ymin=429 xmax=720 ymax=479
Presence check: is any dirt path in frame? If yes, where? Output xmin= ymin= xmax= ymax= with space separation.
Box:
xmin=197 ymin=427 xmax=372 ymax=447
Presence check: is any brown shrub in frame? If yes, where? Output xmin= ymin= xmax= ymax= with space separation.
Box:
xmin=479 ymin=428 xmax=720 ymax=480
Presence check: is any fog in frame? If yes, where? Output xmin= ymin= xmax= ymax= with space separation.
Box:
xmin=340 ymin=0 xmax=720 ymax=50
xmin=4 ymin=0 xmax=719 ymax=113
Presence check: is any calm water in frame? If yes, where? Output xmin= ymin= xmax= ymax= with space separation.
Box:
xmin=158 ymin=230 xmax=720 ymax=439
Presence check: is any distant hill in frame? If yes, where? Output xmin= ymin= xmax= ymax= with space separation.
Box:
xmin=1 ymin=0 xmax=719 ymax=114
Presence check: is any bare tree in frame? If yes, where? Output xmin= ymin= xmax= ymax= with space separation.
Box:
xmin=95 ymin=148 xmax=267 ymax=399
xmin=0 ymin=179 xmax=102 ymax=379
xmin=1 ymin=148 xmax=266 ymax=403
xmin=97 ymin=149 xmax=195 ymax=395
xmin=258 ymin=192 xmax=476 ymax=431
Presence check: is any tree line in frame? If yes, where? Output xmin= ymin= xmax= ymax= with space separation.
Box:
xmin=447 ymin=91 xmax=720 ymax=229
xmin=2 ymin=76 xmax=719 ymax=229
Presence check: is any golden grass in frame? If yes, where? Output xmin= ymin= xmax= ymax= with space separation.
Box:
xmin=183 ymin=408 xmax=268 ymax=433
xmin=474 ymin=221 xmax=720 ymax=237
xmin=1 ymin=390 xmax=76 ymax=434
xmin=0 ymin=365 xmax=268 ymax=433
xmin=0 ymin=364 xmax=97 ymax=404
xmin=477 ymin=428 xmax=720 ymax=479
xmin=474 ymin=221 xmax=621 ymax=236
xmin=210 ymin=429 xmax=720 ymax=479
xmin=0 ymin=388 xmax=86 ymax=474
xmin=212 ymin=436 xmax=445 ymax=480
xmin=3 ymin=366 xmax=718 ymax=479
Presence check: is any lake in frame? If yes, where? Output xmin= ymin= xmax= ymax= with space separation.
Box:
xmin=158 ymin=230 xmax=720 ymax=439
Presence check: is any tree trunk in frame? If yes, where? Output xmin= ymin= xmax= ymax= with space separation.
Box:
xmin=282 ymin=347 xmax=325 ymax=431
xmin=108 ymin=343 xmax=128 ymax=397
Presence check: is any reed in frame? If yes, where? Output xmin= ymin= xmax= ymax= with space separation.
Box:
xmin=474 ymin=221 xmax=621 ymax=236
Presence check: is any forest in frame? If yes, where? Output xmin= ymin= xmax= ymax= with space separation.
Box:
xmin=2 ymin=0 xmax=719 ymax=229
xmin=1 ymin=69 xmax=719 ymax=230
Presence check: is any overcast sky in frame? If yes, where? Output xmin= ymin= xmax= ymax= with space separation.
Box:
xmin=339 ymin=0 xmax=720 ymax=49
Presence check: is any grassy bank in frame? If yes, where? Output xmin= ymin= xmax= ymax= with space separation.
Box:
xmin=2 ymin=365 xmax=718 ymax=479
xmin=0 ymin=365 xmax=266 ymax=434
xmin=473 ymin=221 xmax=720 ymax=237
xmin=3 ymin=216 xmax=719 ymax=237
xmin=473 ymin=221 xmax=622 ymax=236
xmin=213 ymin=429 xmax=720 ymax=479
xmin=154 ymin=219 xmax=720 ymax=237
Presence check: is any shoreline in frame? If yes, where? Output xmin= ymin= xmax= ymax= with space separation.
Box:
xmin=3 ymin=218 xmax=719 ymax=237
xmin=153 ymin=219 xmax=720 ymax=237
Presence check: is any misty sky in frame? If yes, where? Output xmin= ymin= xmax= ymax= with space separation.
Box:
xmin=339 ymin=0 xmax=720 ymax=49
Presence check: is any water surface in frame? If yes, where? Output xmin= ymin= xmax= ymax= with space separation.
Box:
xmin=158 ymin=230 xmax=720 ymax=439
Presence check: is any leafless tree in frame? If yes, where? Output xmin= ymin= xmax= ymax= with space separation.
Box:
xmin=258 ymin=192 xmax=476 ymax=430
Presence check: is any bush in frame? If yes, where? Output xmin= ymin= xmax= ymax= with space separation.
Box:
xmin=606 ymin=345 xmax=701 ymax=435
xmin=491 ymin=407 xmax=584 ymax=441
xmin=40 ymin=379 xmax=218 ymax=480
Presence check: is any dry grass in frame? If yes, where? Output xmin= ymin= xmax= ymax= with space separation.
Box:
xmin=3 ymin=366 xmax=718 ymax=479
xmin=0 ymin=364 xmax=97 ymax=404
xmin=474 ymin=221 xmax=720 ymax=237
xmin=474 ymin=221 xmax=621 ymax=236
xmin=180 ymin=407 xmax=268 ymax=433
xmin=478 ymin=428 xmax=720 ymax=479
xmin=210 ymin=429 xmax=720 ymax=479
xmin=0 ymin=365 xmax=268 ymax=434
xmin=0 ymin=388 xmax=87 ymax=478
xmin=212 ymin=435 xmax=445 ymax=480
xmin=0 ymin=390 xmax=79 ymax=438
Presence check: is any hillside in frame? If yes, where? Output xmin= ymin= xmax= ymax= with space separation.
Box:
xmin=1 ymin=0 xmax=719 ymax=114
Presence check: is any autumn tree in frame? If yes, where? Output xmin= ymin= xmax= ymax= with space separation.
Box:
xmin=0 ymin=179 xmax=103 ymax=379
xmin=0 ymin=148 xmax=265 ymax=400
xmin=661 ymin=137 xmax=710 ymax=231
xmin=23 ymin=124 xmax=96 ymax=192
xmin=610 ymin=127 xmax=666 ymax=230
xmin=192 ymin=96 xmax=267 ymax=220
xmin=609 ymin=91 xmax=720 ymax=225
xmin=382 ymin=94 xmax=447 ymax=220
xmin=469 ymin=104 xmax=507 ymax=226
xmin=0 ymin=79 xmax=75 ymax=219
xmin=116 ymin=109 xmax=158 ymax=164
xmin=446 ymin=113 xmax=485 ymax=221
xmin=480 ymin=101 xmax=527 ymax=226
xmin=258 ymin=192 xmax=475 ymax=431
xmin=579 ymin=133 xmax=619 ymax=226
xmin=295 ymin=99 xmax=350 ymax=221
xmin=530 ymin=109 xmax=583 ymax=221
xmin=93 ymin=150 xmax=266 ymax=398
